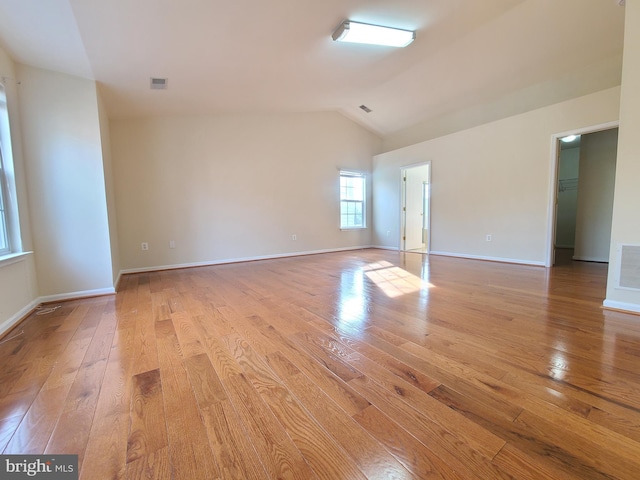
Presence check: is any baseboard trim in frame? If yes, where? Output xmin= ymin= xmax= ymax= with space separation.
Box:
xmin=429 ymin=251 xmax=545 ymax=267
xmin=602 ymin=299 xmax=640 ymax=316
xmin=572 ymin=255 xmax=608 ymax=263
xmin=38 ymin=287 xmax=116 ymax=304
xmin=370 ymin=245 xmax=400 ymax=251
xmin=119 ymin=246 xmax=374 ymax=275
xmin=0 ymin=298 xmax=40 ymax=339
xmin=1 ymin=286 xmax=117 ymax=338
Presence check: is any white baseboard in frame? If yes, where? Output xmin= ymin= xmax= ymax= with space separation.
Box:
xmin=572 ymin=255 xmax=608 ymax=263
xmin=38 ymin=287 xmax=116 ymax=304
xmin=602 ymin=299 xmax=640 ymax=316
xmin=0 ymin=298 xmax=40 ymax=338
xmin=119 ymin=246 xmax=374 ymax=275
xmin=1 ymin=287 xmax=116 ymax=337
xmin=370 ymin=245 xmax=400 ymax=251
xmin=429 ymin=251 xmax=545 ymax=267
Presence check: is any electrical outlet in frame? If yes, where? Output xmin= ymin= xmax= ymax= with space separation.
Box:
xmin=169 ymin=240 xmax=176 ymax=249
xmin=141 ymin=242 xmax=149 ymax=250
xmin=292 ymin=234 xmax=297 ymax=241
xmin=486 ymin=234 xmax=492 ymax=242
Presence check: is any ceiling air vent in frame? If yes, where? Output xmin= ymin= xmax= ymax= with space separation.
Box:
xmin=359 ymin=105 xmax=372 ymax=113
xmin=150 ymin=77 xmax=168 ymax=90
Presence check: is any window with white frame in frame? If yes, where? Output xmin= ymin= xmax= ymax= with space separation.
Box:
xmin=0 ymin=83 xmax=16 ymax=256
xmin=0 ymin=146 xmax=8 ymax=255
xmin=340 ymin=170 xmax=366 ymax=229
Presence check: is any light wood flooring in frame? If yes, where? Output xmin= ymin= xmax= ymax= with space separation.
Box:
xmin=1 ymin=248 xmax=640 ymax=479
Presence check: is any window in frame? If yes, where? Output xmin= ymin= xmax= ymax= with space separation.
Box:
xmin=340 ymin=171 xmax=366 ymax=229
xmin=0 ymin=83 xmax=17 ymax=256
xmin=0 ymin=146 xmax=8 ymax=255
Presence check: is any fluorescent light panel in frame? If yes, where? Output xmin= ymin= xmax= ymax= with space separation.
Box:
xmin=332 ymin=21 xmax=415 ymax=47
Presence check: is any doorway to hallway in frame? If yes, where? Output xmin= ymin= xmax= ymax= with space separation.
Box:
xmin=550 ymin=126 xmax=618 ymax=266
xmin=401 ymin=163 xmax=430 ymax=253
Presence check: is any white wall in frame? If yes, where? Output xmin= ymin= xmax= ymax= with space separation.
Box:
xmin=0 ymin=47 xmax=38 ymax=333
xmin=373 ymin=87 xmax=620 ymax=265
xmin=555 ymin=147 xmax=579 ymax=249
xmin=111 ymin=112 xmax=381 ymax=270
xmin=17 ymin=65 xmax=114 ymax=297
xmin=574 ymin=129 xmax=617 ymax=262
xmin=605 ymin=1 xmax=640 ymax=313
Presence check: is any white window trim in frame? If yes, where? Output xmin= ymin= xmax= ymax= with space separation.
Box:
xmin=340 ymin=170 xmax=367 ymax=230
xmin=0 ymin=95 xmax=10 ymax=255
xmin=0 ymin=251 xmax=31 ymax=267
xmin=0 ymin=162 xmax=8 ymax=255
xmin=0 ymin=81 xmax=21 ymax=256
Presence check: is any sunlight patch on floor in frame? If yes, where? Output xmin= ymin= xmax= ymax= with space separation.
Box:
xmin=362 ymin=261 xmax=434 ymax=298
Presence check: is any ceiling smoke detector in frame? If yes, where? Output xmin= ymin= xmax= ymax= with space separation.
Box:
xmin=150 ymin=77 xmax=168 ymax=90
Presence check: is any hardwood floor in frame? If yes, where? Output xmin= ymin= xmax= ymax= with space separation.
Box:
xmin=1 ymin=248 xmax=640 ymax=479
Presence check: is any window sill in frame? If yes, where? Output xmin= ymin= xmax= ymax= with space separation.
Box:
xmin=340 ymin=227 xmax=367 ymax=231
xmin=0 ymin=251 xmax=33 ymax=268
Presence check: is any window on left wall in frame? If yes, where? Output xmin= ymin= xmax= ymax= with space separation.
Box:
xmin=0 ymin=147 xmax=9 ymax=255
xmin=0 ymin=82 xmax=17 ymax=256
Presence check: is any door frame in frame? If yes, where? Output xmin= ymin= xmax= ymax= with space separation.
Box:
xmin=400 ymin=161 xmax=431 ymax=253
xmin=545 ymin=120 xmax=618 ymax=267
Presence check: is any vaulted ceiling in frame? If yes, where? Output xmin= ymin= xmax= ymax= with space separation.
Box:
xmin=0 ymin=0 xmax=626 ymax=137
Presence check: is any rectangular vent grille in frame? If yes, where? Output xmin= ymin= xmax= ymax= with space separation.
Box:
xmin=619 ymin=245 xmax=640 ymax=290
xmin=150 ymin=77 xmax=168 ymax=90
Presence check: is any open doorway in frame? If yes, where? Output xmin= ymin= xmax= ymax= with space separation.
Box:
xmin=401 ymin=163 xmax=430 ymax=253
xmin=549 ymin=124 xmax=618 ymax=266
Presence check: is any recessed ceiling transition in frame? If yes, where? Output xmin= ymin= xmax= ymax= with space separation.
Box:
xmin=0 ymin=0 xmax=626 ymax=137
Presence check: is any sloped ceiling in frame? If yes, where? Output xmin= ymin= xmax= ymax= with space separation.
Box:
xmin=0 ymin=0 xmax=626 ymax=137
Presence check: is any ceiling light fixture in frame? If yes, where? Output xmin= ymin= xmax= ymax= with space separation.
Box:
xmin=332 ymin=20 xmax=415 ymax=47
xmin=561 ymin=135 xmax=580 ymax=143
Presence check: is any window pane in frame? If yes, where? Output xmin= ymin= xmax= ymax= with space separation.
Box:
xmin=340 ymin=172 xmax=366 ymax=229
xmin=0 ymin=215 xmax=6 ymax=251
xmin=352 ymin=178 xmax=364 ymax=201
xmin=0 ymin=86 xmax=16 ymax=255
xmin=0 ymin=187 xmax=6 ymax=250
xmin=0 ymin=163 xmax=7 ymax=252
